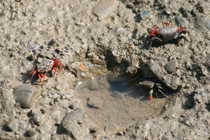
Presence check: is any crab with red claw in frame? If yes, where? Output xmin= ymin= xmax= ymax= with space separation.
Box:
xmin=146 ymin=22 xmax=193 ymax=49
xmin=139 ymin=80 xmax=168 ymax=99
xmin=23 ymin=58 xmax=62 ymax=85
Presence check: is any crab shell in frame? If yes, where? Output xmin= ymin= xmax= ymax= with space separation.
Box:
xmin=147 ymin=25 xmax=192 ymax=48
xmin=156 ymin=26 xmax=185 ymax=41
xmin=37 ymin=59 xmax=55 ymax=73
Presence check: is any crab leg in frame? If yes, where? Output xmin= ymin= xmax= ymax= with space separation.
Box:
xmin=38 ymin=73 xmax=45 ymax=85
xmin=148 ymin=37 xmax=163 ymax=49
xmin=58 ymin=61 xmax=62 ymax=70
xmin=22 ymin=67 xmax=35 ymax=81
xmin=157 ymin=89 xmax=168 ymax=97
xmin=52 ymin=67 xmax=57 ymax=74
xmin=29 ymin=70 xmax=37 ymax=82
xmin=178 ymin=26 xmax=193 ymax=43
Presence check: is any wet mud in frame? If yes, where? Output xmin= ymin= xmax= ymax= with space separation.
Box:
xmin=76 ymin=72 xmax=167 ymax=131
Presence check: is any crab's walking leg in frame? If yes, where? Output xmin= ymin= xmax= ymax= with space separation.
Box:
xmin=58 ymin=61 xmax=62 ymax=70
xmin=180 ymin=26 xmax=193 ymax=43
xmin=52 ymin=67 xmax=57 ymax=74
xmin=40 ymin=73 xmax=47 ymax=80
xmin=157 ymin=89 xmax=168 ymax=97
xmin=148 ymin=40 xmax=153 ymax=49
xmin=29 ymin=70 xmax=37 ymax=82
xmin=148 ymin=37 xmax=163 ymax=49
xmin=22 ymin=67 xmax=35 ymax=81
xmin=176 ymin=35 xmax=188 ymax=46
xmin=38 ymin=73 xmax=45 ymax=85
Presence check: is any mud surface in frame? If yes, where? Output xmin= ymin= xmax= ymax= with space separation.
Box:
xmin=76 ymin=72 xmax=167 ymax=131
xmin=0 ymin=0 xmax=210 ymax=139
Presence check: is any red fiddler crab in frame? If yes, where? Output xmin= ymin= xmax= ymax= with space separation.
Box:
xmin=24 ymin=58 xmax=62 ymax=85
xmin=146 ymin=22 xmax=193 ymax=48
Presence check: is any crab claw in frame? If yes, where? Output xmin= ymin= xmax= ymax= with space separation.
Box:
xmin=148 ymin=89 xmax=153 ymax=99
xmin=148 ymin=95 xmax=153 ymax=100
xmin=50 ymin=58 xmax=62 ymax=70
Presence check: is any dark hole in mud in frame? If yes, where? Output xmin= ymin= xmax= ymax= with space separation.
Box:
xmin=182 ymin=94 xmax=195 ymax=109
xmin=205 ymin=102 xmax=210 ymax=112
xmin=150 ymin=39 xmax=182 ymax=48
xmin=76 ymin=72 xmax=168 ymax=131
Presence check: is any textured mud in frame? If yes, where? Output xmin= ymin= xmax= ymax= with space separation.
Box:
xmin=76 ymin=72 xmax=167 ymax=132
xmin=0 ymin=0 xmax=210 ymax=139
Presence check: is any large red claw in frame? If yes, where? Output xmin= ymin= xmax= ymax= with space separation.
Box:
xmin=50 ymin=58 xmax=62 ymax=70
xmin=150 ymin=26 xmax=159 ymax=34
xmin=154 ymin=28 xmax=158 ymax=33
xmin=149 ymin=30 xmax=155 ymax=34
xmin=178 ymin=27 xmax=184 ymax=32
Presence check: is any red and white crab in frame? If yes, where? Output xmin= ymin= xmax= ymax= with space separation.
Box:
xmin=24 ymin=58 xmax=62 ymax=85
xmin=146 ymin=22 xmax=193 ymax=48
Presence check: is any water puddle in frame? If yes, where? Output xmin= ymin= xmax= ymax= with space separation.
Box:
xmin=76 ymin=72 xmax=167 ymax=130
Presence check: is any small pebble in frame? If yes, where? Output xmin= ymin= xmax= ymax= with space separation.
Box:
xmin=165 ymin=61 xmax=178 ymax=74
xmin=37 ymin=57 xmax=43 ymax=63
xmin=52 ymin=110 xmax=62 ymax=125
xmin=140 ymin=10 xmax=153 ymax=20
xmin=87 ymin=96 xmax=103 ymax=109
xmin=5 ymin=118 xmax=17 ymax=131
xmin=89 ymin=78 xmax=99 ymax=90
xmin=200 ymin=65 xmax=208 ymax=76
xmin=93 ymin=0 xmax=119 ymax=20
xmin=13 ymin=85 xmax=40 ymax=109
xmin=176 ymin=16 xmax=187 ymax=26
xmin=31 ymin=114 xmax=43 ymax=126
xmin=25 ymin=129 xmax=36 ymax=137
xmin=56 ymin=85 xmax=62 ymax=90
xmin=59 ymin=109 xmax=86 ymax=140
xmin=26 ymin=44 xmax=39 ymax=50
xmin=127 ymin=3 xmax=134 ymax=8
xmin=112 ymin=91 xmax=125 ymax=100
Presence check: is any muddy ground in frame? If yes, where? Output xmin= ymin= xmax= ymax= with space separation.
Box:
xmin=0 ymin=0 xmax=210 ymax=139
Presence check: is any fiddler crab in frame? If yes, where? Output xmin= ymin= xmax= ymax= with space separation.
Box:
xmin=146 ymin=22 xmax=193 ymax=48
xmin=23 ymin=58 xmax=62 ymax=85
xmin=139 ymin=81 xmax=168 ymax=99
